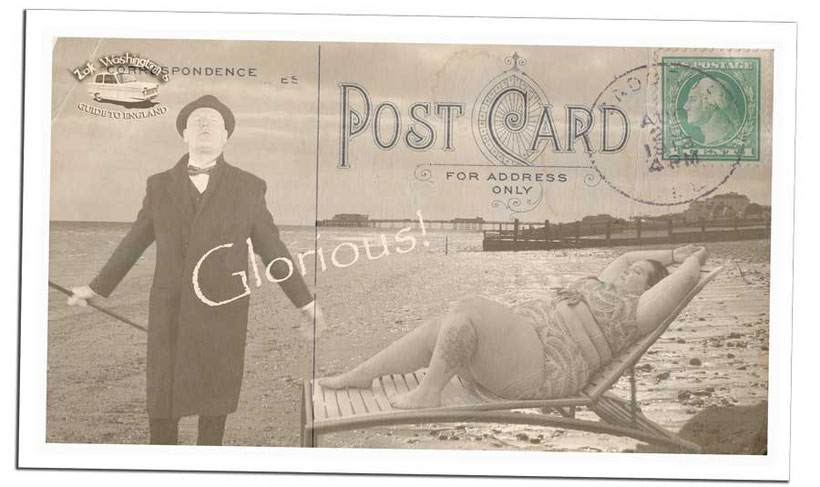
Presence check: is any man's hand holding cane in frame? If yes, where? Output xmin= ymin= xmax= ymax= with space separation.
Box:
xmin=67 ymin=285 xmax=100 ymax=307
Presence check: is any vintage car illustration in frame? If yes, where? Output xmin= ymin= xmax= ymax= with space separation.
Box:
xmin=86 ymin=73 xmax=159 ymax=103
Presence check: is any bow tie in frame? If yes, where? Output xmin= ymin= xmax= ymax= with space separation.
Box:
xmin=187 ymin=164 xmax=216 ymax=176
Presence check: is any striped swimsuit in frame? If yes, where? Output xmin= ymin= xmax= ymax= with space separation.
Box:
xmin=510 ymin=277 xmax=641 ymax=399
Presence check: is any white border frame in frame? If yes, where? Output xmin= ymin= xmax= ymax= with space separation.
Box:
xmin=19 ymin=10 xmax=796 ymax=480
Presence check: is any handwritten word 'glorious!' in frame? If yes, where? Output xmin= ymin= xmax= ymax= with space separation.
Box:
xmin=337 ymin=82 xmax=631 ymax=169
xmin=192 ymin=211 xmax=432 ymax=307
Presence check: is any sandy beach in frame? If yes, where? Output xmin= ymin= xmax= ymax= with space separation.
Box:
xmin=47 ymin=223 xmax=769 ymax=453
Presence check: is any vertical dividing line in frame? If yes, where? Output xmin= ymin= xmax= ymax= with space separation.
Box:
xmin=310 ymin=44 xmax=322 ymax=447
xmin=629 ymin=364 xmax=637 ymax=425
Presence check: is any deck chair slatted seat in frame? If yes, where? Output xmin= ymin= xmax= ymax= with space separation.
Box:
xmin=301 ymin=265 xmax=723 ymax=452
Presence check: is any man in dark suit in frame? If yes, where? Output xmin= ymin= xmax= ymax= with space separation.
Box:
xmin=68 ymin=95 xmax=326 ymax=446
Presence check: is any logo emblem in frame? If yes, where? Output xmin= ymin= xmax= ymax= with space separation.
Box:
xmin=72 ymin=52 xmax=170 ymax=120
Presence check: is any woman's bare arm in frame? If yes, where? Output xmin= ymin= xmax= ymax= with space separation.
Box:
xmin=598 ymin=245 xmax=698 ymax=284
xmin=635 ymin=250 xmax=705 ymax=336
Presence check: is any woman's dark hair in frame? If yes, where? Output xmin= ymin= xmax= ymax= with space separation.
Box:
xmin=645 ymin=259 xmax=669 ymax=288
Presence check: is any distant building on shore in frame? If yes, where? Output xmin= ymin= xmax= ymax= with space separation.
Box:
xmin=682 ymin=192 xmax=752 ymax=222
xmin=318 ymin=213 xmax=370 ymax=227
xmin=742 ymin=203 xmax=771 ymax=219
xmin=332 ymin=213 xmax=369 ymax=222
xmin=581 ymin=214 xmax=627 ymax=225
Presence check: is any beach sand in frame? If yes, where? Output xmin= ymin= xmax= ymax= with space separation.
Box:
xmin=47 ymin=225 xmax=769 ymax=453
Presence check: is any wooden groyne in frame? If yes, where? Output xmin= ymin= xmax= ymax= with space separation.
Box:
xmin=482 ymin=217 xmax=770 ymax=251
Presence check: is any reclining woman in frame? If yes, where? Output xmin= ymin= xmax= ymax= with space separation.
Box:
xmin=320 ymin=244 xmax=709 ymax=409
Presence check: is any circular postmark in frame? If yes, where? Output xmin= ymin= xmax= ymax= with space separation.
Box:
xmin=587 ymin=58 xmax=758 ymax=207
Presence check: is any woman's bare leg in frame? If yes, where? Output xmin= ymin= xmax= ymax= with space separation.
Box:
xmin=391 ymin=298 xmax=545 ymax=409
xmin=318 ymin=318 xmax=442 ymax=389
xmin=390 ymin=310 xmax=477 ymax=409
xmin=321 ymin=296 xmax=545 ymax=410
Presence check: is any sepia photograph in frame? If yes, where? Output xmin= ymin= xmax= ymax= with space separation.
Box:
xmin=48 ymin=38 xmax=321 ymax=446
xmin=308 ymin=44 xmax=772 ymax=455
xmin=48 ymin=36 xmax=773 ymax=453
xmin=18 ymin=10 xmax=797 ymax=480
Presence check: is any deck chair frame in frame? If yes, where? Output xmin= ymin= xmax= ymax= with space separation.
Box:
xmin=301 ymin=265 xmax=723 ymax=452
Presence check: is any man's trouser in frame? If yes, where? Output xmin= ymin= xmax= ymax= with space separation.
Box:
xmin=149 ymin=415 xmax=227 ymax=445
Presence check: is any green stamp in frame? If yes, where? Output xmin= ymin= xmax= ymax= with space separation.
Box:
xmin=662 ymin=56 xmax=760 ymax=161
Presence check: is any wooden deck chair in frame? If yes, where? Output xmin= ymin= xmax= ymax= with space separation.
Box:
xmin=301 ymin=265 xmax=724 ymax=452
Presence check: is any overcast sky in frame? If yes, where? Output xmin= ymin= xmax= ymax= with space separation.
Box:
xmin=51 ymin=39 xmax=772 ymax=225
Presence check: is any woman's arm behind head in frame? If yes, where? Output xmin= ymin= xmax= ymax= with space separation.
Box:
xmin=635 ymin=252 xmax=705 ymax=336
xmin=598 ymin=245 xmax=699 ymax=285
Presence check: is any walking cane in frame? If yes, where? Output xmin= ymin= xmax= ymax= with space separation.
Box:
xmin=48 ymin=280 xmax=148 ymax=334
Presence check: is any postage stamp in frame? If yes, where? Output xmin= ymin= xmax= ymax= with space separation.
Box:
xmin=662 ymin=56 xmax=761 ymax=161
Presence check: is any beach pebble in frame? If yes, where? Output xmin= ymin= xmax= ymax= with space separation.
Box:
xmin=727 ymin=353 xmax=735 ymax=359
xmin=728 ymin=332 xmax=743 ymax=339
xmin=529 ymin=438 xmax=542 ymax=444
xmin=516 ymin=433 xmax=530 ymax=441
xmin=678 ymin=390 xmax=692 ymax=401
xmin=637 ymin=363 xmax=653 ymax=372
xmin=689 ymin=358 xmax=702 ymax=366
xmin=676 ymin=338 xmax=686 ymax=344
xmin=656 ymin=372 xmax=670 ymax=381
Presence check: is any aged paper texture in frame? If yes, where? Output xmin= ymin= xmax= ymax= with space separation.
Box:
xmin=47 ymin=37 xmax=773 ymax=459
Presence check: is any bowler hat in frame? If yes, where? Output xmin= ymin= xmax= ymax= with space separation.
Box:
xmin=176 ymin=95 xmax=236 ymax=138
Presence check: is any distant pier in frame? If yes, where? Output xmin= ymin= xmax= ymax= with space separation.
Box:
xmin=482 ymin=217 xmax=770 ymax=251
xmin=318 ymin=214 xmax=530 ymax=231
xmin=318 ymin=213 xmax=770 ymax=251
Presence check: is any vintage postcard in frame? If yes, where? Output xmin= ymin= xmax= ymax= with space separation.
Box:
xmin=19 ymin=11 xmax=796 ymax=480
